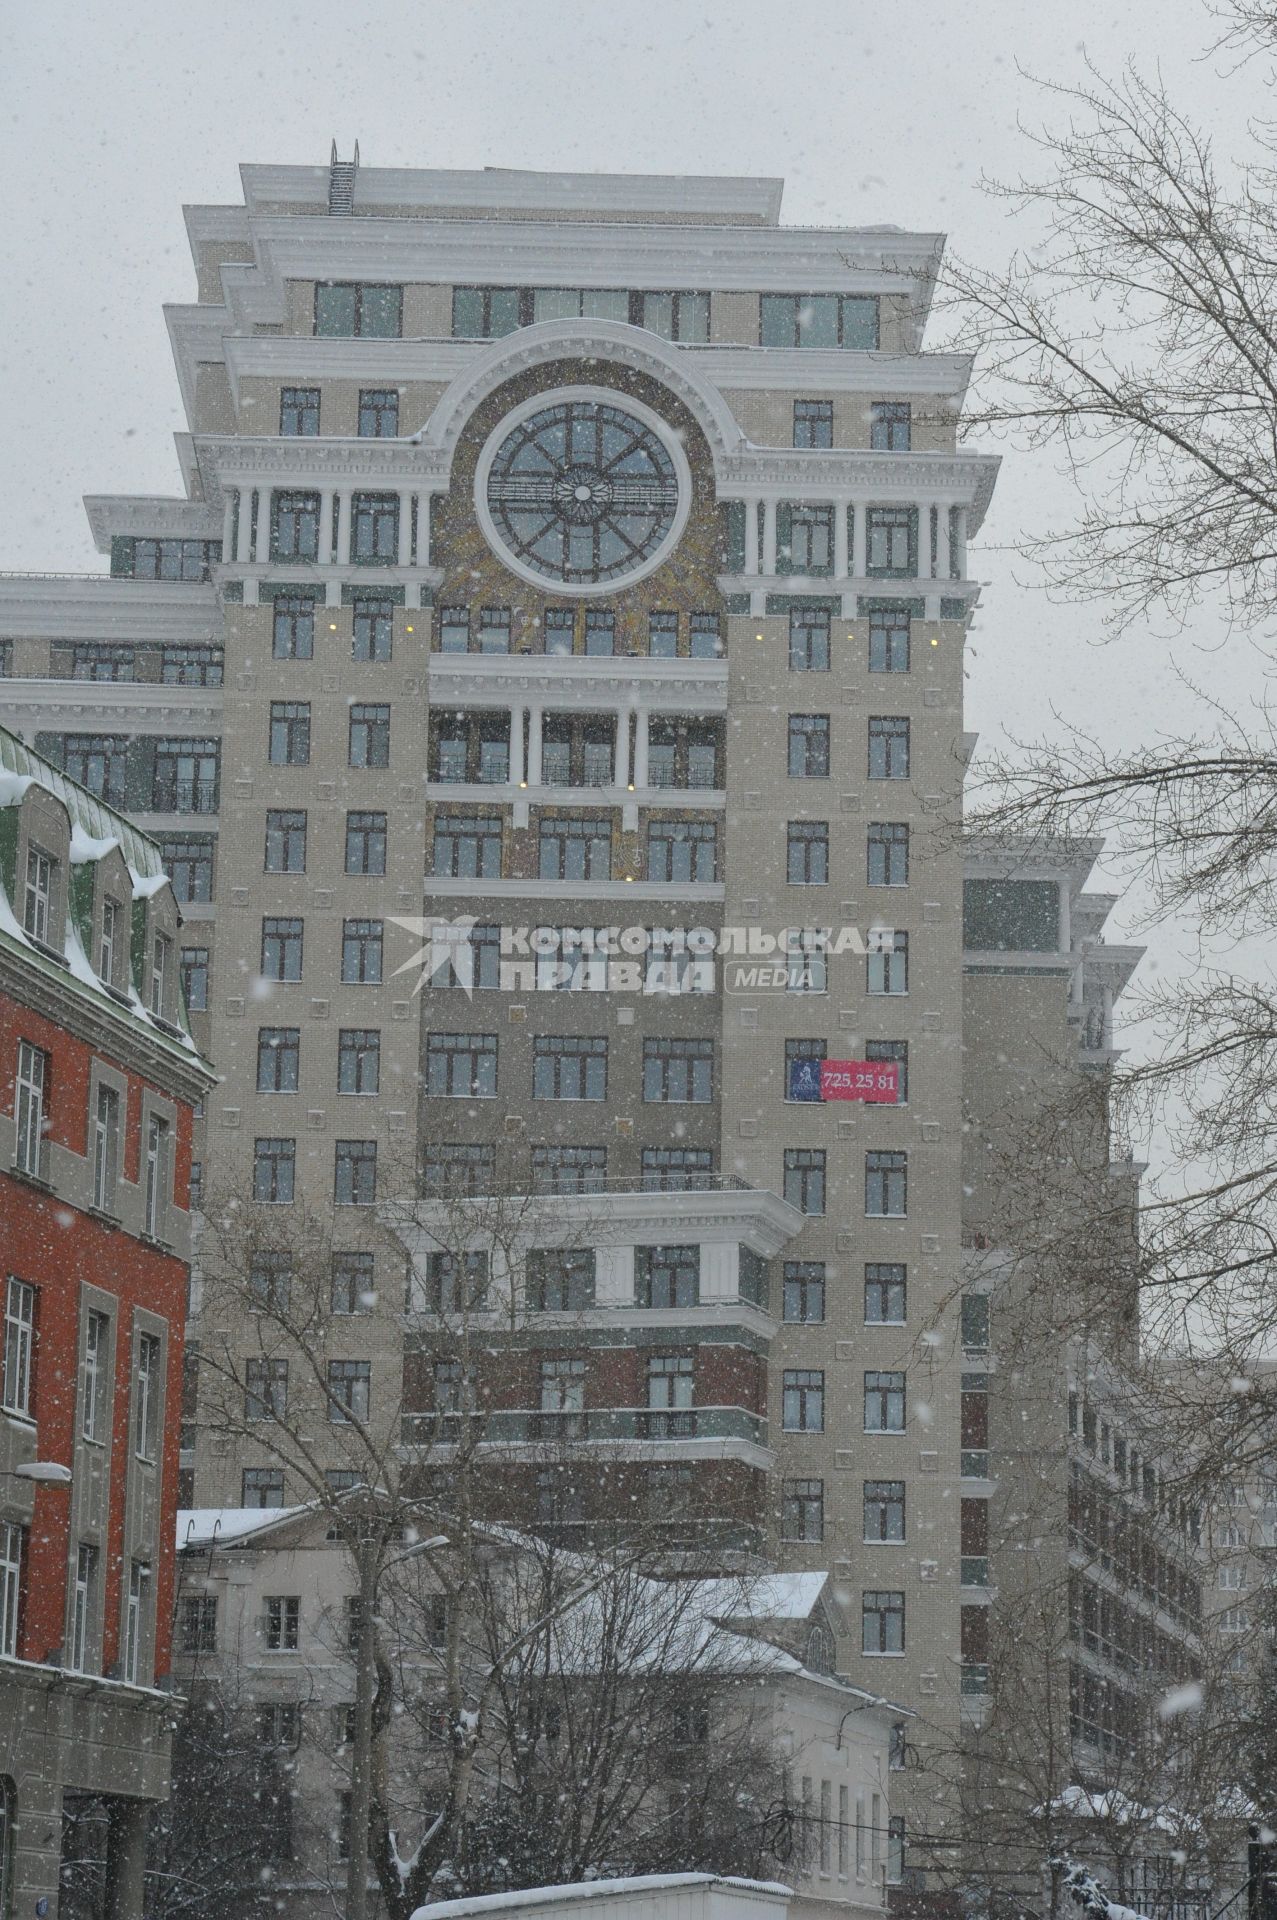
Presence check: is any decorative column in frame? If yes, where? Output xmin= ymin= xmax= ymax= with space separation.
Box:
xmin=527 ymin=705 xmax=543 ymax=785
xmin=762 ymin=497 xmax=778 ymax=576
xmin=221 ymin=490 xmax=236 ymax=558
xmin=851 ymin=502 xmax=867 ymax=578
xmin=936 ymin=502 xmax=951 ymax=582
xmin=337 ymin=489 xmax=353 ymax=566
xmin=633 ymin=708 xmax=650 ymax=789
xmin=233 ymin=488 xmax=251 ymax=564
xmin=248 ymin=489 xmax=262 ymax=563
xmin=834 ymin=500 xmax=850 ymax=578
xmin=509 ymin=703 xmax=525 ymax=787
xmin=419 ymin=492 xmax=433 ymax=566
xmin=952 ymin=505 xmax=968 ymax=579
xmin=745 ymin=498 xmax=761 ymax=576
xmin=615 ymin=707 xmax=632 ymax=790
xmin=398 ymin=491 xmax=414 ymax=567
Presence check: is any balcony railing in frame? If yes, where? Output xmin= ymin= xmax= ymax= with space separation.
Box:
xmin=400 ymin=1404 xmax=768 ymax=1450
xmin=960 ymin=1663 xmax=990 ymax=1695
xmin=151 ymin=777 xmax=219 ymax=814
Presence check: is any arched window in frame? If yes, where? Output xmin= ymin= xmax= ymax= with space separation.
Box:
xmin=805 ymin=1621 xmax=835 ymax=1674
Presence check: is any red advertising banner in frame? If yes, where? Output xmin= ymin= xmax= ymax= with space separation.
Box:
xmin=820 ymin=1060 xmax=899 ymax=1103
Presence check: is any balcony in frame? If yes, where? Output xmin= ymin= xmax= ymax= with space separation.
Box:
xmin=960 ymin=1556 xmax=991 ymax=1588
xmin=960 ymin=1662 xmax=990 ymax=1695
xmin=400 ymin=1403 xmax=770 ymax=1458
xmin=960 ymin=1449 xmax=991 ymax=1480
xmin=150 ymin=777 xmax=219 ymax=815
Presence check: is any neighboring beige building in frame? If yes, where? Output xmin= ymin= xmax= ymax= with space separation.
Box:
xmin=174 ymin=1507 xmax=903 ymax=1920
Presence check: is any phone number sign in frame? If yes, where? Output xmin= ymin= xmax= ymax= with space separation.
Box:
xmin=787 ymin=1057 xmax=899 ymax=1103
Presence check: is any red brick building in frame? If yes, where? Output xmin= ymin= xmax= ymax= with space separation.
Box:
xmin=0 ymin=726 xmax=213 ymax=1920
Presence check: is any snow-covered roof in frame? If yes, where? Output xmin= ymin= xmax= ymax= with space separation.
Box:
xmin=178 ymin=1506 xmax=308 ymax=1550
xmin=1042 ymin=1786 xmax=1197 ymax=1838
xmin=412 ymin=1874 xmax=793 ymax=1920
xmin=690 ymin=1573 xmax=832 ymax=1621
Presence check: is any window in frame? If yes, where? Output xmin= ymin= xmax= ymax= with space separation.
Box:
xmin=358 ymin=388 xmax=399 ymax=437
xmin=963 ymin=879 xmax=1061 ymax=952
xmin=135 ymin=1333 xmax=162 ymax=1460
xmin=784 ymin=1148 xmax=826 ymax=1214
xmin=646 ymin=1355 xmax=695 ymax=1435
xmin=118 ymin=537 xmax=220 ymax=581
xmin=335 ymin=1140 xmax=377 ymax=1206
xmin=180 ymin=947 xmax=209 ymax=1013
xmin=783 ymin=1262 xmax=825 ymax=1323
xmin=70 ymin=1544 xmax=97 ymax=1672
xmin=961 ymin=1295 xmax=991 ymax=1351
xmin=477 ymin=607 xmax=512 ymax=653
xmin=532 ymin=1145 xmax=607 ymax=1194
xmin=270 ymin=492 xmax=321 ymax=563
xmin=868 ymin=821 xmax=909 ymax=886
xmin=257 ymin=1027 xmax=300 ymax=1094
xmin=67 ymin=647 xmax=133 ymax=684
xmin=643 ymin=1037 xmax=713 ymax=1103
xmin=541 ymin=607 xmax=576 ymax=654
xmin=527 ymin=1249 xmax=596 ymax=1312
xmin=22 ymin=850 xmax=54 ymax=943
xmin=345 ymin=811 xmax=387 ymax=876
xmin=349 ymin=702 xmax=390 ymax=767
xmin=540 ymin=816 xmax=612 ymax=882
xmin=61 ymin=736 xmax=126 ymax=804
xmin=162 ymin=645 xmax=224 ymax=686
xmin=781 ymin=505 xmax=833 ymax=575
xmin=272 ymin=593 xmax=315 ymax=661
xmin=782 ymin=1478 xmax=825 ymax=1541
xmin=315 ymin=282 xmax=402 ymax=337
xmin=889 ymin=1816 xmax=906 ymax=1884
xmin=350 ymin=495 xmax=399 ymax=567
xmin=0 ymin=1522 xmax=22 ymax=1658
xmin=451 ymin=285 xmax=523 ymax=336
xmin=648 ymin=611 xmax=678 ymax=657
xmin=864 ymin=1481 xmax=906 ymax=1542
xmin=265 ymin=809 xmax=307 ymax=873
xmin=269 ymin=701 xmax=311 ymax=765
xmin=864 ymin=1264 xmax=907 ymax=1327
xmin=341 ymin=919 xmax=383 ymax=984
xmin=868 ymin=931 xmax=908 ymax=994
xmin=243 ymin=1468 xmax=285 ymax=1509
xmin=156 ymin=835 xmax=214 ymax=904
xmin=338 ymin=1029 xmax=380 ymax=1095
xmin=265 ymin=1596 xmax=300 ymax=1652
xmin=279 ymin=386 xmax=319 ymax=435
xmin=866 ymin=508 xmax=917 ymax=577
xmin=427 ymin=1032 xmax=497 ymax=1098
xmin=438 ymin=605 xmax=471 ymax=652
xmin=180 ymin=1593 xmax=217 ymax=1652
xmin=437 ymin=923 xmax=501 ymax=991
xmin=434 ymin=813 xmax=502 ymax=879
xmin=144 ymin=1116 xmax=169 ymax=1237
xmin=423 ymin=1251 xmax=489 ymax=1315
xmin=539 ymin=1357 xmax=587 ymax=1429
xmin=760 ymin=294 xmax=879 ymax=349
xmin=97 ymin=898 xmax=120 ymax=985
xmin=783 ymin=1369 xmax=824 ymax=1431
xmin=533 ymin=1034 xmax=607 ymax=1101
xmin=789 ymin=606 xmax=830 ymax=671
xmin=788 ymin=714 xmax=830 ymax=777
xmin=14 ymin=1042 xmax=47 ymax=1179
xmin=249 ymin=1252 xmax=292 ymax=1315
xmin=331 ymin=1251 xmax=374 ymax=1316
xmin=787 ymin=821 xmax=829 ymax=885
xmin=125 ymin=1562 xmax=150 ymax=1684
xmin=863 ymin=1590 xmax=905 ymax=1654
xmin=636 ymin=1246 xmax=699 ymax=1310
xmin=870 ymin=402 xmax=911 ymax=451
xmin=645 ymin=929 xmax=715 ymax=996
xmin=152 ymin=736 xmax=220 ymax=815
xmin=253 ymin=1137 xmax=296 ymax=1204
xmin=868 ymin=717 xmax=910 ymax=780
xmin=632 ymin=290 xmax=710 ymax=339
xmin=689 ymin=611 xmax=721 ymax=657
xmin=258 ymin=1704 xmax=301 ymax=1748
xmin=865 ymin=1371 xmax=906 ymax=1432
xmin=793 ymin=400 xmax=833 ymax=448
xmin=422 ymin=1142 xmax=495 ymax=1197
xmin=246 ymin=1358 xmax=288 ymax=1422
xmin=866 ymin=1149 xmax=907 ymax=1216
xmin=353 ymin=598 xmax=393 ymax=661
xmin=3 ymin=1279 xmax=35 ymax=1417
xmin=261 ymin=916 xmax=303 ymax=981
xmin=81 ymin=1310 xmax=110 ymax=1443
xmin=648 ymin=818 xmax=717 ymax=883
xmin=91 ymin=1086 xmax=120 ymax=1212
xmin=327 ymin=1360 xmax=371 ymax=1424
xmin=869 ymin=608 xmax=910 ymax=673
xmin=866 ymin=1039 xmax=908 ymax=1104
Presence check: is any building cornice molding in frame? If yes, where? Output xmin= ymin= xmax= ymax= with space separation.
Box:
xmin=427 ymin=653 xmax=729 ymax=712
xmin=0 ymin=576 xmax=221 ymax=642
xmin=239 ymin=164 xmax=787 ymax=225
xmin=83 ymin=494 xmax=221 ymax=554
xmin=0 ymin=681 xmax=224 ymax=728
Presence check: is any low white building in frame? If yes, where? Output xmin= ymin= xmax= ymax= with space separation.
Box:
xmin=412 ymin=1873 xmax=796 ymax=1920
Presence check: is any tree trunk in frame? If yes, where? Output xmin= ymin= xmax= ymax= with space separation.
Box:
xmin=347 ymin=1536 xmax=379 ymax=1920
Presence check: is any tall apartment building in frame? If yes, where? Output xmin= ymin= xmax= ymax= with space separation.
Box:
xmin=0 ymin=728 xmax=213 ymax=1918
xmin=0 ymin=153 xmax=1033 ymax=1893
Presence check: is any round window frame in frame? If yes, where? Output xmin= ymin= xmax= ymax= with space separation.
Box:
xmin=473 ymin=385 xmax=694 ymax=598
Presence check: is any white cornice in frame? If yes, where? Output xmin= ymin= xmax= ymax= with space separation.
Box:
xmin=240 ymin=164 xmax=788 ymax=225
xmin=0 ymin=576 xmax=221 ymax=641
xmin=0 ymin=680 xmax=223 ymax=727
xmin=83 ymin=494 xmax=220 ymax=554
xmin=425 ymin=876 xmax=726 ymax=904
xmin=392 ymin=1183 xmax=804 ymax=1254
xmin=427 ymin=654 xmax=728 ymax=712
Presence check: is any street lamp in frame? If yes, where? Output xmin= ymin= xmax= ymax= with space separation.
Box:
xmin=3 ymin=1462 xmax=72 ymax=1485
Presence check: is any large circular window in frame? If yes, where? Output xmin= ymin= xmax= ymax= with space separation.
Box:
xmin=474 ymin=388 xmax=691 ymax=594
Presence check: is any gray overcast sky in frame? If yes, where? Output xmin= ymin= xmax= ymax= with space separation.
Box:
xmin=3 ymin=0 xmax=1270 ymax=959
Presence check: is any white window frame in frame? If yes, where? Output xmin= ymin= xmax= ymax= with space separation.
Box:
xmin=14 ymin=1042 xmax=46 ymax=1179
xmin=23 ymin=847 xmax=53 ymax=942
xmin=2 ymin=1277 xmax=35 ymax=1418
xmin=144 ymin=1114 xmax=169 ymax=1239
xmin=92 ymin=1084 xmax=120 ymax=1213
xmin=98 ymin=897 xmax=118 ymax=982
xmin=0 ymin=1521 xmax=22 ymax=1657
xmin=125 ymin=1561 xmax=150 ymax=1684
xmin=81 ymin=1309 xmax=110 ymax=1443
xmin=70 ymin=1542 xmax=95 ymax=1673
xmin=134 ymin=1331 xmax=162 ymax=1462
xmin=150 ymin=933 xmax=170 ymax=1018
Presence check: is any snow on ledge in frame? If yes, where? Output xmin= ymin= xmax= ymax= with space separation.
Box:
xmin=412 ymin=1875 xmax=794 ymax=1920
